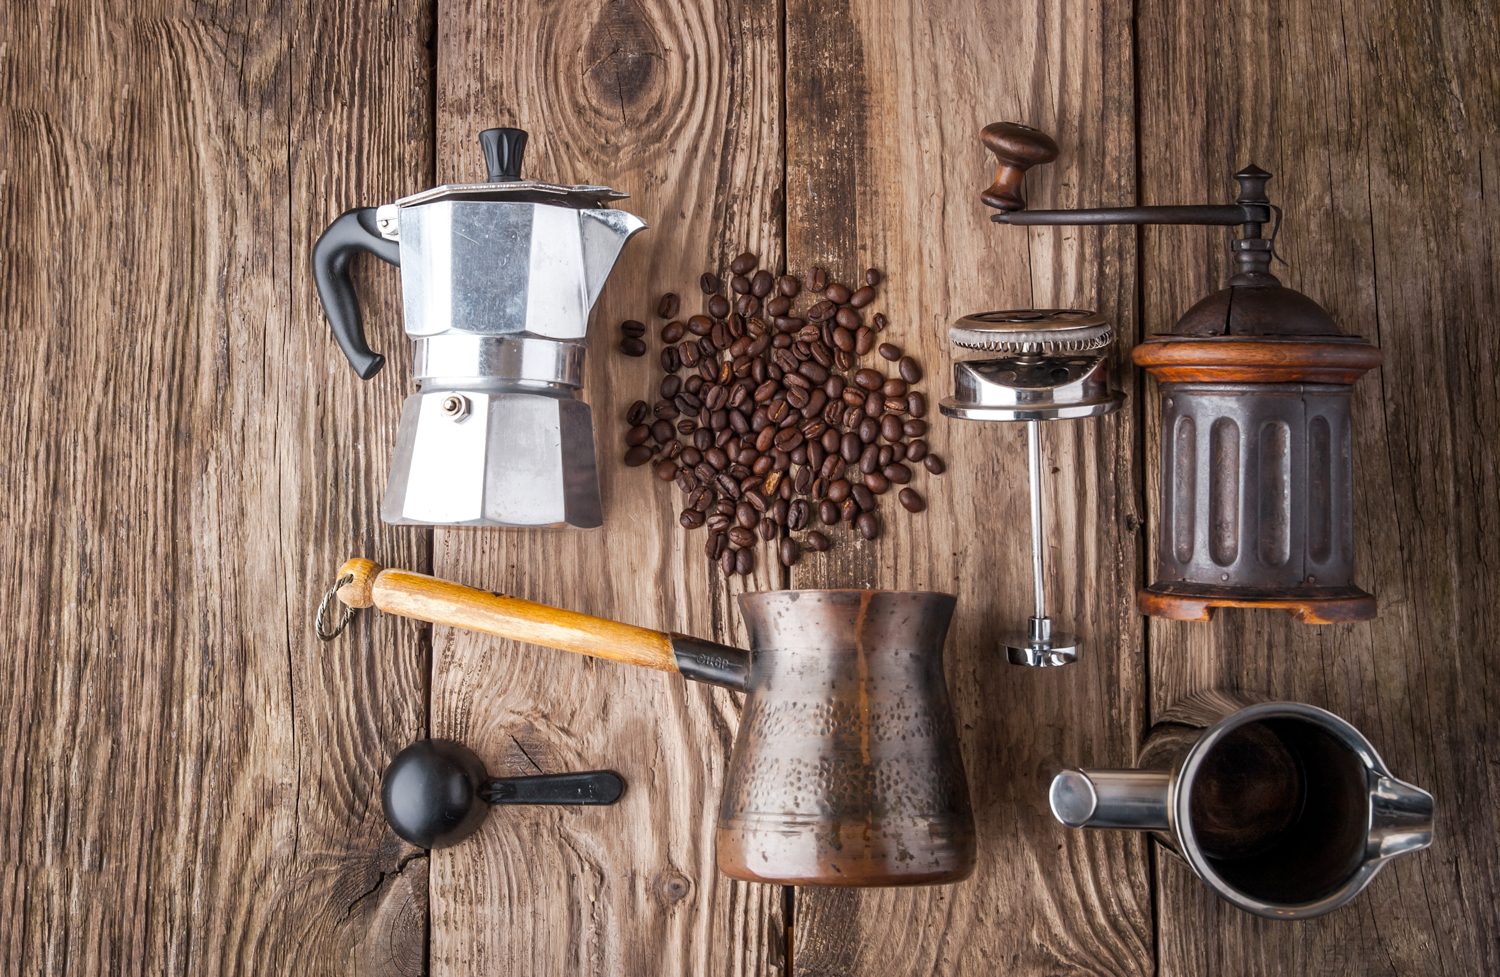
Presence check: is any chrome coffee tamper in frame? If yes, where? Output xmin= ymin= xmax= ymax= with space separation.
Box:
xmin=940 ymin=310 xmax=1123 ymax=666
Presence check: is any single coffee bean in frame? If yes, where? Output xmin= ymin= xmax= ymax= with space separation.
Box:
xmin=878 ymin=343 xmax=902 ymax=361
xmin=854 ymin=326 xmax=874 ymax=355
xmin=848 ymin=285 xmax=875 ymax=308
xmin=827 ymin=478 xmax=851 ymax=503
xmin=883 ymin=463 xmax=911 ymax=485
xmin=707 ymin=512 xmax=733 ymax=533
xmin=625 ymin=424 xmax=650 ymax=447
xmin=687 ymin=374 xmax=706 ymax=393
xmin=778 ymin=274 xmax=800 ymax=297
xmin=788 ymin=498 xmax=810 ymax=530
xmin=804 ymin=529 xmax=830 ymax=552
xmin=713 ymin=498 xmax=736 ymax=516
xmin=878 ymin=445 xmax=894 ymax=467
xmin=675 ymin=393 xmax=702 ymax=416
xmin=820 ymin=453 xmax=842 ymax=479
xmin=859 ymin=416 xmax=881 ymax=444
xmin=700 ymin=272 xmax=723 ymax=294
xmin=661 ymin=347 xmax=681 ymax=373
xmin=657 ymin=293 xmax=680 ymax=319
xmin=905 ymin=392 xmax=926 ymax=419
xmin=705 ymin=531 xmax=727 ymax=561
xmin=882 ymin=397 xmax=906 ymax=415
xmin=835 ymin=306 xmax=861 ymax=330
xmin=807 ymin=300 xmax=835 ymax=322
xmin=773 ymin=428 xmax=803 ymax=451
xmin=729 ymin=526 xmax=755 ymax=547
xmin=811 ymin=475 xmax=829 ymax=500
xmin=693 ymin=428 xmax=713 ymax=450
xmin=824 ymin=374 xmax=846 ymax=399
xmin=898 ymin=356 xmax=922 ymax=383
xmin=736 ymin=546 xmax=755 ymax=575
xmin=719 ymin=547 xmax=737 ymax=575
xmin=766 ymin=295 xmax=791 ymax=317
xmin=832 ymin=326 xmax=855 ymax=352
xmin=771 ymin=497 xmax=790 ymax=524
xmin=924 ymin=454 xmax=946 ymax=474
xmin=711 ymin=321 xmax=730 ymax=350
xmin=752 ymin=454 xmax=773 ymax=476
xmin=856 ymin=510 xmax=881 ymax=540
xmin=840 ymin=431 xmax=861 ymax=462
xmin=654 ymin=460 xmax=677 ymax=481
xmin=792 ymin=466 xmax=814 ymax=495
xmin=809 ymin=267 xmax=828 ymax=292
xmin=717 ymin=473 xmax=742 ymax=498
xmin=747 ymin=485 xmax=772 ymax=511
xmin=676 ymin=469 xmax=698 ymax=494
xmin=903 ymin=418 xmax=928 ymax=438
xmin=679 ymin=342 xmax=700 ymax=368
xmin=649 ymin=419 xmax=674 ymax=443
xmin=888 ymin=442 xmax=906 ymax=464
xmin=819 ymin=499 xmax=840 ymax=525
xmin=730 ymin=251 xmax=758 ymax=275
xmin=881 ymin=414 xmax=904 ymax=442
xmin=774 ymin=316 xmax=804 ymax=332
xmin=660 ymin=375 xmax=682 ymax=400
xmin=620 ymin=337 xmax=647 ymax=356
xmin=730 ymin=411 xmax=750 ymax=436
xmin=882 ymin=378 xmax=908 ymax=398
xmin=864 ymin=268 xmax=881 ymax=287
xmin=731 ymin=274 xmax=751 ymax=294
xmin=759 ymin=517 xmax=778 ymax=540
xmin=621 ymin=319 xmax=646 ymax=338
xmin=802 ymin=388 xmax=828 ymax=419
xmin=794 ymin=360 xmax=825 ymax=385
xmin=623 ymin=445 xmax=653 ymax=466
xmin=688 ymin=314 xmax=714 ymax=336
xmin=708 ymin=294 xmax=731 ymax=318
xmin=699 ymin=360 xmax=718 ymax=382
xmin=681 ymin=446 xmax=703 ymax=466
xmin=809 ymin=342 xmax=834 ymax=369
xmin=705 ymin=447 xmax=728 ymax=470
xmin=854 ymin=368 xmax=884 ymax=391
xmin=778 ymin=538 xmax=802 ymax=567
xmin=905 ymin=438 xmax=928 ymax=462
xmin=851 ymin=483 xmax=876 ymax=510
xmin=836 ymin=349 xmax=856 ymax=371
xmin=841 ymin=498 xmax=860 ymax=522
xmin=824 ymin=282 xmax=852 ymax=304
xmin=858 ymin=443 xmax=880 ymax=474
xmin=785 ymin=386 xmax=810 ymax=410
xmin=663 ymin=439 xmax=684 ymax=460
xmin=626 ymin=399 xmax=651 ymax=425
xmin=680 ymin=508 xmax=706 ymax=529
xmin=750 ymin=270 xmax=774 ymax=297
xmin=898 ymin=487 xmax=925 ymax=512
xmin=689 ymin=486 xmax=715 ymax=511
xmin=872 ymin=312 xmax=888 ymax=332
xmin=864 ymin=390 xmax=884 ymax=417
xmin=734 ymin=290 xmax=758 ymax=315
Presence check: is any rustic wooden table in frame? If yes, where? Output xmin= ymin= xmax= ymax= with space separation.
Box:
xmin=4 ymin=0 xmax=1496 ymax=974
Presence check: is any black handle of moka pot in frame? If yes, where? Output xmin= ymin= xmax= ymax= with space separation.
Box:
xmin=312 ymin=207 xmax=400 ymax=380
xmin=481 ymin=771 xmax=624 ymax=805
xmin=479 ymin=128 xmax=527 ymax=182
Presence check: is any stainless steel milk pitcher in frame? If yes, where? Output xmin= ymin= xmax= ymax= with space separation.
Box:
xmin=313 ymin=127 xmax=646 ymax=528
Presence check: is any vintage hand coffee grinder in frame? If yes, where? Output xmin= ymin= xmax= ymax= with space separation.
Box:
xmin=979 ymin=123 xmax=1383 ymax=624
xmin=313 ymin=127 xmax=646 ymax=528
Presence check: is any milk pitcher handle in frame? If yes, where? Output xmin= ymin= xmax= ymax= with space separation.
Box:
xmin=1368 ymin=774 xmax=1435 ymax=860
xmin=313 ymin=207 xmax=400 ymax=379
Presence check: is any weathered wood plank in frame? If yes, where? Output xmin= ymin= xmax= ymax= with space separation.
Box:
xmin=1138 ymin=0 xmax=1500 ymax=972
xmin=0 ymin=2 xmax=432 ymax=973
xmin=784 ymin=1 xmax=1152 ymax=974
xmin=427 ymin=0 xmax=785 ymax=973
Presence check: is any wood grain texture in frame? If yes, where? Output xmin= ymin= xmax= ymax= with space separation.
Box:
xmin=783 ymin=2 xmax=1152 ymax=974
xmin=0 ymin=2 xmax=433 ymax=974
xmin=427 ymin=0 xmax=786 ymax=973
xmin=1138 ymin=0 xmax=1500 ymax=972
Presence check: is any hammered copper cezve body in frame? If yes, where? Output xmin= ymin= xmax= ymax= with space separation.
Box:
xmin=717 ymin=590 xmax=975 ymax=886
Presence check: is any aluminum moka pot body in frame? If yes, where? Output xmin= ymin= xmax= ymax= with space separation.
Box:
xmin=717 ymin=590 xmax=976 ymax=886
xmin=313 ymin=127 xmax=646 ymax=529
xmin=1050 ymin=699 xmax=1433 ymax=919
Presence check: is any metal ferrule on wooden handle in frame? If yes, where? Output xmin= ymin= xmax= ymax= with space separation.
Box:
xmin=335 ymin=558 xmax=749 ymax=690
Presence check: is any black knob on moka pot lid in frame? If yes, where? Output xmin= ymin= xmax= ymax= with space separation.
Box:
xmin=381 ymin=739 xmax=624 ymax=850
xmin=478 ymin=127 xmax=527 ymax=182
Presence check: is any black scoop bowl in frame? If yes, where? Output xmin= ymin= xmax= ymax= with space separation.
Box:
xmin=381 ymin=739 xmax=625 ymax=849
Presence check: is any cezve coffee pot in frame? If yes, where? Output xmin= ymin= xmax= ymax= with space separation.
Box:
xmin=313 ymin=127 xmax=646 ymax=528
xmin=325 ymin=558 xmax=975 ymax=886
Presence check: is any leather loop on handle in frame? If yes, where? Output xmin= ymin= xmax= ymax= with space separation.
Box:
xmin=337 ymin=559 xmax=679 ymax=672
xmin=980 ymin=122 xmax=1058 ymax=212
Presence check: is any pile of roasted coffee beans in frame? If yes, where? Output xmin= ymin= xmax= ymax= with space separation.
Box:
xmin=618 ymin=251 xmax=943 ymax=575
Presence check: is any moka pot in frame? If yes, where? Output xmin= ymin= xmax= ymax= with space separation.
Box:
xmin=313 ymin=127 xmax=646 ymax=528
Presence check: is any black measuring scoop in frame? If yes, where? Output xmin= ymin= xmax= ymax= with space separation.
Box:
xmin=381 ymin=739 xmax=624 ymax=849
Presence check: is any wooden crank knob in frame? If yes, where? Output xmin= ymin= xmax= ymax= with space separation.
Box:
xmin=980 ymin=122 xmax=1059 ymax=212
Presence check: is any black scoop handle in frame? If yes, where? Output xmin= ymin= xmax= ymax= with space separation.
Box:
xmin=312 ymin=207 xmax=400 ymax=380
xmin=480 ymin=771 xmax=624 ymax=805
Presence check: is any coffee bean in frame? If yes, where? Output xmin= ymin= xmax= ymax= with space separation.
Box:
xmin=693 ymin=428 xmax=713 ymax=451
xmin=848 ymin=285 xmax=875 ymax=309
xmin=905 ymin=438 xmax=928 ymax=462
xmin=858 ymin=444 xmax=880 ymax=474
xmin=897 ymin=487 xmax=925 ymax=513
xmin=771 ymin=497 xmax=790 ymax=524
xmin=676 ymin=467 xmax=699 ymax=492
xmin=821 ymin=450 xmax=843 ymax=480
xmin=730 ymin=252 xmax=758 ymax=276
xmin=882 ymin=377 xmax=908 ymax=398
xmin=766 ymin=295 xmax=791 ymax=317
xmin=852 ymin=483 xmax=877 ymax=510
xmin=738 ymin=546 xmax=758 ymax=575
xmin=717 ymin=473 xmax=742 ymax=498
xmin=855 ymin=327 xmax=874 ymax=355
xmin=680 ymin=508 xmax=706 ymax=529
xmin=859 ymin=416 xmax=880 ymax=444
xmin=888 ymin=442 xmax=906 ymax=464
xmin=836 ymin=350 xmax=856 ymax=371
xmin=711 ymin=322 xmax=730 ymax=350
xmin=689 ymin=486 xmax=715 ymax=511
xmin=878 ymin=343 xmax=901 ymax=361
xmin=898 ymin=356 xmax=922 ymax=383
xmin=748 ymin=484 xmax=772 ymax=510
xmin=675 ymin=393 xmax=702 ymax=416
xmin=620 ymin=337 xmax=647 ymax=356
xmin=807 ymin=300 xmax=835 ymax=322
xmin=729 ymin=526 xmax=755 ymax=547
xmin=838 ymin=431 xmax=860 ymax=463
xmin=777 ymin=275 xmax=800 ymax=297
xmin=660 ymin=346 xmax=680 ymax=373
xmin=792 ymin=361 xmax=825 ymax=385
xmin=903 ymin=394 xmax=926 ymax=420
xmin=835 ymin=307 xmax=861 ymax=330
xmin=625 ymin=424 xmax=650 ymax=447
xmin=819 ymin=499 xmax=840 ymax=525
xmin=786 ymin=386 xmax=810 ymax=410
xmin=832 ymin=326 xmax=855 ymax=352
xmin=713 ymin=498 xmax=736 ymax=516
xmin=804 ymin=529 xmax=830 ymax=552
xmin=699 ymin=360 xmax=718 ymax=382
xmin=708 ymin=294 xmax=730 ymax=318
xmin=719 ymin=547 xmax=737 ymax=574
xmin=624 ymin=445 xmax=653 ymax=466
xmin=872 ymin=312 xmax=888 ymax=332
xmin=827 ymin=478 xmax=851 ymax=503
xmin=856 ymin=510 xmax=881 ymax=540
xmin=688 ymin=314 xmax=714 ymax=336
xmin=878 ymin=445 xmax=894 ymax=467
xmin=854 ymin=368 xmax=884 ymax=391
xmin=788 ymin=498 xmax=810 ymax=529
xmin=778 ymin=538 xmax=802 ymax=567
xmin=924 ymin=454 xmax=946 ymax=474
xmin=705 ymin=447 xmax=728 ymax=470
xmin=903 ymin=418 xmax=927 ymax=438
xmin=883 ymin=463 xmax=911 ymax=485
xmin=649 ymin=419 xmax=673 ymax=443
xmin=881 ymin=414 xmax=904 ymax=442
xmin=824 ymin=282 xmax=851 ymax=304
xmin=701 ymin=272 xmax=723 ymax=294
xmin=657 ymin=293 xmax=681 ymax=319
xmin=809 ymin=267 xmax=827 ymax=292
xmin=864 ymin=268 xmax=882 ymax=287
xmin=773 ymin=428 xmax=803 ymax=451
xmin=802 ymin=388 xmax=828 ymax=419
xmin=654 ymin=460 xmax=677 ymax=481
xmin=760 ymin=517 xmax=779 ymax=540
xmin=841 ymin=498 xmax=860 ymax=522
xmin=864 ymin=390 xmax=884 ymax=417
xmin=622 ymin=319 xmax=646 ymax=338
xmin=809 ymin=342 xmax=834 ymax=368
xmin=626 ymin=399 xmax=651 ymax=426
xmin=731 ymin=274 xmax=751 ymax=294
xmin=660 ymin=375 xmax=681 ymax=400
xmin=750 ymin=270 xmax=774 ymax=298
xmin=707 ymin=512 xmax=733 ymax=533
xmin=678 ymin=342 xmax=700 ymax=368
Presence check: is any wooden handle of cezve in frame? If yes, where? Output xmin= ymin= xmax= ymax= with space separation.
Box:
xmin=334 ymin=558 xmax=750 ymax=690
xmin=980 ymin=121 xmax=1059 ymax=212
